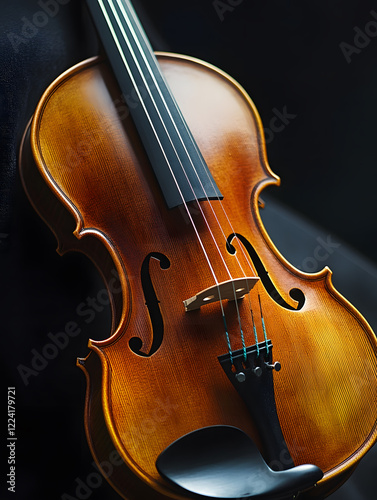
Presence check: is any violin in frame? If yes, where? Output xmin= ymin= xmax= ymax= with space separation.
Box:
xmin=19 ymin=0 xmax=377 ymax=499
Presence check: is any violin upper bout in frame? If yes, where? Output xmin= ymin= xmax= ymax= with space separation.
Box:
xmin=156 ymin=52 xmax=280 ymax=203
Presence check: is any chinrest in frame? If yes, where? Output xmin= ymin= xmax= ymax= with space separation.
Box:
xmin=156 ymin=425 xmax=323 ymax=499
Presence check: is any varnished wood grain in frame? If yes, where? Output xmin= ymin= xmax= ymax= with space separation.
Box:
xmin=24 ymin=53 xmax=377 ymax=499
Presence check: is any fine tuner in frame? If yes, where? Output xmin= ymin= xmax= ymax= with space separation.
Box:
xmin=235 ymin=359 xmax=282 ymax=382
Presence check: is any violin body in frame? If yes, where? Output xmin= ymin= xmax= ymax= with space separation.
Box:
xmin=20 ymin=52 xmax=377 ymax=500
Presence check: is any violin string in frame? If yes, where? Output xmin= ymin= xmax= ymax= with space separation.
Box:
xmin=118 ymin=0 xmax=263 ymax=357
xmin=164 ymin=85 xmax=265 ymax=351
xmin=122 ymin=0 xmax=249 ymax=280
xmin=128 ymin=0 xmax=259 ymax=288
xmin=258 ymin=294 xmax=269 ymax=354
xmin=100 ymin=0 xmax=237 ymax=353
xmin=98 ymin=0 xmax=223 ymax=289
xmin=115 ymin=0 xmax=250 ymax=351
xmin=185 ymin=142 xmax=263 ymax=348
xmin=100 ymin=0 xmax=252 ymax=356
xmin=179 ymin=103 xmax=266 ymax=349
xmin=112 ymin=0 xmax=235 ymax=279
xmin=250 ymin=307 xmax=260 ymax=357
xmin=159 ymin=61 xmax=264 ymax=352
xmin=180 ymin=111 xmax=260 ymax=283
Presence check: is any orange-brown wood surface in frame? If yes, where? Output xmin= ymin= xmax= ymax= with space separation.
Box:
xmin=25 ymin=54 xmax=377 ymax=499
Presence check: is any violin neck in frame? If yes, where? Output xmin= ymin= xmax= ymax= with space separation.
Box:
xmin=86 ymin=0 xmax=222 ymax=209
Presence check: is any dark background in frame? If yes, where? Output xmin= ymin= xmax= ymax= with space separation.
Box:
xmin=1 ymin=0 xmax=377 ymax=499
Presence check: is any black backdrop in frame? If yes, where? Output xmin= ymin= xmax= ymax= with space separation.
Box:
xmin=1 ymin=1 xmax=377 ymax=499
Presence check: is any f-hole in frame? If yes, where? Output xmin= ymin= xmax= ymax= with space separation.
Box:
xmin=129 ymin=252 xmax=170 ymax=357
xmin=227 ymin=233 xmax=305 ymax=310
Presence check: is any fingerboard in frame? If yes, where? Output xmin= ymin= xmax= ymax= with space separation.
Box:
xmin=86 ymin=0 xmax=223 ymax=208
